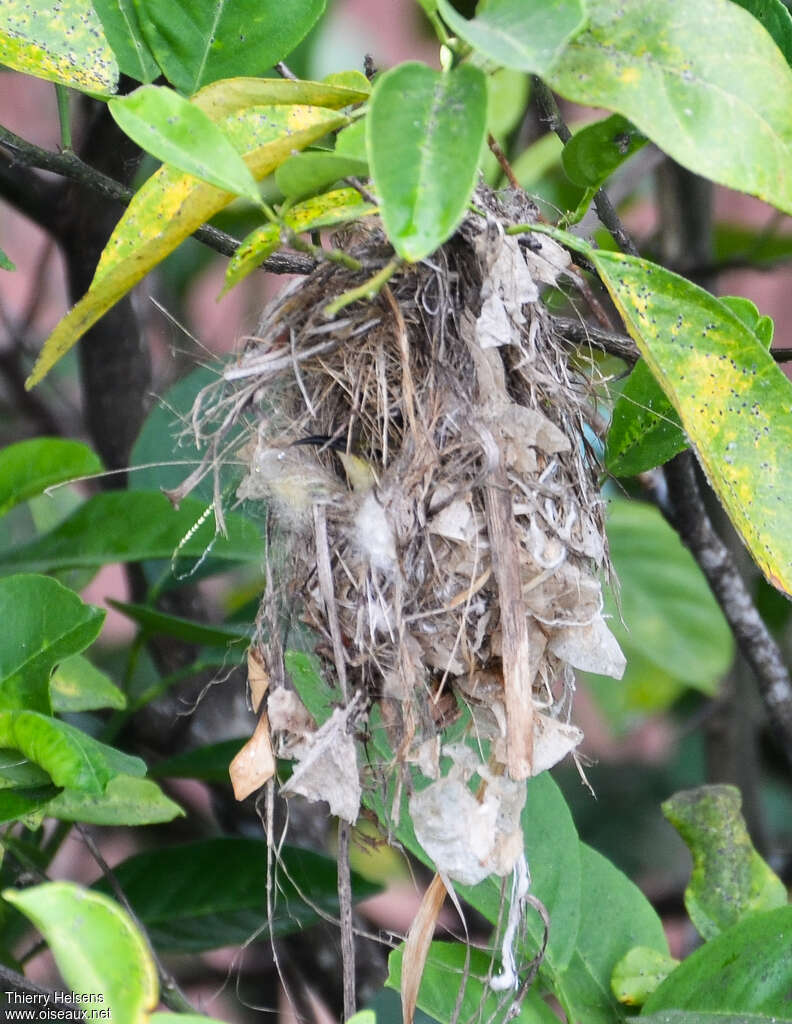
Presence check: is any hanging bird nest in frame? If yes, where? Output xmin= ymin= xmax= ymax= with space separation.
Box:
xmin=178 ymin=186 xmax=625 ymax=887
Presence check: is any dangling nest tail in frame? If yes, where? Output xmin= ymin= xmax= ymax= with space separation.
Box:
xmin=179 ymin=186 xmax=625 ymax=885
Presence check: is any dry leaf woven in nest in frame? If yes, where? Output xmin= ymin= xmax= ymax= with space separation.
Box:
xmin=182 ymin=188 xmax=625 ymax=882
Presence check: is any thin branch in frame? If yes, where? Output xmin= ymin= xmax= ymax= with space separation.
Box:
xmin=487 ymin=132 xmax=521 ymax=190
xmin=550 ymin=315 xmax=639 ymax=364
xmin=0 ymin=964 xmax=83 ymax=1018
xmin=531 ymin=78 xmax=640 ymax=258
xmin=337 ymin=820 xmax=356 ymax=1021
xmin=0 ymin=123 xmax=314 ymax=275
xmin=76 ymin=825 xmax=197 ymax=1015
xmin=658 ymin=453 xmax=792 ymax=762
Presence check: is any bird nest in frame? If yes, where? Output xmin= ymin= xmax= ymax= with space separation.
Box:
xmin=178 ymin=188 xmax=625 ymax=887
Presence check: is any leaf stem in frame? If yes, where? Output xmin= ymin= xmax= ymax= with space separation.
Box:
xmin=54 ymin=86 xmax=72 ymax=153
xmin=323 ymin=256 xmax=401 ymax=317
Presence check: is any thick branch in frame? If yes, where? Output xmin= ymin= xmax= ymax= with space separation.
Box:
xmin=0 ymin=965 xmax=83 ymax=1019
xmin=661 ymin=453 xmax=792 ymax=759
xmin=0 ymin=122 xmax=314 ymax=274
xmin=532 ymin=78 xmax=640 ymax=258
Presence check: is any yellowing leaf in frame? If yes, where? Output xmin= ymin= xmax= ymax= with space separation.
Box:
xmin=27 ymin=105 xmax=346 ymax=388
xmin=191 ymin=76 xmax=370 ymax=121
xmin=223 ymin=187 xmax=376 ymax=293
xmin=548 ymin=0 xmax=792 ymax=215
xmin=593 ymin=250 xmax=792 ymax=596
xmin=0 ymin=0 xmax=118 ymax=94
xmin=109 ymin=84 xmax=262 ymax=203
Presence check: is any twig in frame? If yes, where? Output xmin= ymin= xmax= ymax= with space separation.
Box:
xmin=337 ymin=820 xmax=356 ymax=1021
xmin=568 ymin=263 xmax=614 ymax=330
xmin=487 ymin=133 xmax=520 ymax=190
xmin=659 ymin=453 xmax=792 ymax=763
xmin=531 ymin=78 xmax=640 ymax=257
xmin=344 ymin=174 xmax=378 ymax=206
xmin=76 ymin=825 xmax=197 ymax=1014
xmin=550 ymin=315 xmax=639 ymax=364
xmin=0 ymin=123 xmax=314 ymax=275
xmin=274 ymin=61 xmax=297 ymax=80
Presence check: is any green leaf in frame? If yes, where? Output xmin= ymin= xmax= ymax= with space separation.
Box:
xmin=0 ymin=492 xmax=264 ymax=575
xmin=275 ymin=152 xmax=368 ymax=200
xmin=3 ymin=883 xmax=159 ymax=1024
xmin=0 ymin=574 xmax=105 ymax=713
xmin=0 ymin=0 xmax=118 ymax=94
xmin=92 ymin=0 xmax=159 ymax=82
xmin=730 ymin=0 xmax=792 ymax=66
xmin=606 ymin=296 xmax=773 ymax=477
xmin=662 ymin=785 xmax=787 ymax=940
xmin=436 ymin=0 xmax=587 ymax=73
xmin=150 ymin=1017 xmax=229 ymax=1024
xmin=720 ymin=295 xmax=774 ymax=348
xmin=324 ymin=69 xmax=371 ymax=93
xmin=0 ymin=246 xmax=15 ymax=271
xmin=387 ymin=942 xmax=558 ymax=1024
xmin=611 ymin=946 xmax=679 ymax=1007
xmin=27 ymin=104 xmax=345 ymax=387
xmin=0 ymin=711 xmax=145 ymax=794
xmin=0 ymin=749 xmax=51 ymax=789
xmin=547 ymin=0 xmax=792 ymax=215
xmin=592 ymin=248 xmax=792 ymax=596
xmin=562 ymin=114 xmax=647 ymax=189
xmin=0 ymin=438 xmax=102 ymax=518
xmin=456 ymin=772 xmax=582 ymax=974
xmin=367 ymin=62 xmax=488 ymax=262
xmin=714 ymin=221 xmax=792 ymax=268
xmin=223 ymin=187 xmax=376 ymax=291
xmin=50 ymin=654 xmax=127 ymax=712
xmin=643 ymin=907 xmax=792 ymax=1017
xmin=45 ymin=774 xmax=183 ymax=825
xmin=606 ymin=360 xmax=687 ymax=477
xmin=134 ymin=0 xmax=325 ymax=94
xmin=482 ymin=68 xmax=531 ymax=184
xmin=605 ymin=499 xmax=734 ymax=690
xmin=559 ymin=844 xmax=669 ymax=1024
xmin=130 ymin=365 xmax=231 ymax=499
xmin=108 ymin=599 xmax=249 ymax=647
xmin=150 ymin=738 xmax=245 ymax=782
xmin=110 ymin=85 xmax=262 ymax=204
xmin=0 ymin=786 xmax=60 ymax=826
xmin=641 ymin=1015 xmax=792 ymax=1024
xmin=336 ymin=118 xmax=368 ymax=159
xmin=365 ymin=712 xmax=583 ymax=978
xmin=92 ymin=838 xmax=380 ymax=952
xmin=285 ymin=649 xmax=336 ymax=724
